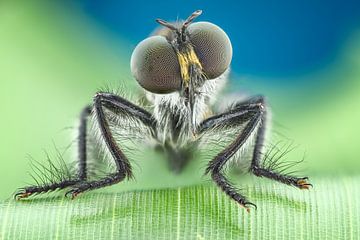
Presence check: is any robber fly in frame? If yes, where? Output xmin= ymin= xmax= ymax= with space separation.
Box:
xmin=15 ymin=10 xmax=311 ymax=211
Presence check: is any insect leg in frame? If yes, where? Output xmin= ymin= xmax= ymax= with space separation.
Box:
xmin=249 ymin=98 xmax=312 ymax=189
xmin=78 ymin=105 xmax=92 ymax=180
xmin=15 ymin=106 xmax=92 ymax=200
xmin=198 ymin=98 xmax=263 ymax=210
xmin=198 ymin=96 xmax=311 ymax=210
xmin=65 ymin=92 xmax=156 ymax=198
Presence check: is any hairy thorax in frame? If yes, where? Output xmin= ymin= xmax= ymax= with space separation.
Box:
xmin=145 ymin=70 xmax=228 ymax=148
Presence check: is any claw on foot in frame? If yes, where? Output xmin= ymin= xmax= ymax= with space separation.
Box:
xmin=14 ymin=191 xmax=32 ymax=200
xmin=296 ymin=177 xmax=313 ymax=190
xmin=240 ymin=202 xmax=257 ymax=213
xmin=65 ymin=189 xmax=81 ymax=200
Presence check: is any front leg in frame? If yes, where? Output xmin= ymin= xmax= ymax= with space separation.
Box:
xmin=198 ymin=98 xmax=262 ymax=211
xmin=198 ymin=96 xmax=311 ymax=210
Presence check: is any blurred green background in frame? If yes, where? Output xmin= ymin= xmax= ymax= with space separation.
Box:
xmin=0 ymin=0 xmax=360 ymax=200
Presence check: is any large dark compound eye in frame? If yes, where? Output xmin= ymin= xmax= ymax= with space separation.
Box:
xmin=130 ymin=36 xmax=181 ymax=94
xmin=187 ymin=22 xmax=232 ymax=79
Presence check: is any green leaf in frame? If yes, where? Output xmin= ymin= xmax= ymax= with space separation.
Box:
xmin=1 ymin=177 xmax=359 ymax=239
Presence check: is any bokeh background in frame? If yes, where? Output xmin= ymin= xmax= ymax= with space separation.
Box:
xmin=0 ymin=0 xmax=360 ymax=199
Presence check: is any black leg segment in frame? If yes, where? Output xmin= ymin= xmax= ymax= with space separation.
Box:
xmin=247 ymin=100 xmax=312 ymax=189
xmin=15 ymin=105 xmax=92 ymax=199
xmin=65 ymin=92 xmax=156 ymax=198
xmin=198 ymin=96 xmax=264 ymax=210
xmin=16 ymin=92 xmax=156 ymax=200
xmin=78 ymin=105 xmax=92 ymax=181
xmin=198 ymin=96 xmax=311 ymax=210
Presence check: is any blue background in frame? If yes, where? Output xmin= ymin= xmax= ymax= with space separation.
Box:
xmin=76 ymin=0 xmax=360 ymax=83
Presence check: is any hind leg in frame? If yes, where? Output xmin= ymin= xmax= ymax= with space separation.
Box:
xmin=198 ymin=96 xmax=311 ymax=210
xmin=15 ymin=106 xmax=92 ymax=199
xmin=64 ymin=92 xmax=156 ymax=198
xmin=249 ymin=99 xmax=311 ymax=189
xmin=204 ymin=96 xmax=313 ymax=190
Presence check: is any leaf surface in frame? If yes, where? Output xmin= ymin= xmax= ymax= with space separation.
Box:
xmin=1 ymin=177 xmax=359 ymax=239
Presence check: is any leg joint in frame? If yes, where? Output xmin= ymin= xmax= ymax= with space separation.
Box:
xmin=253 ymin=96 xmax=266 ymax=115
xmin=93 ymin=91 xmax=106 ymax=104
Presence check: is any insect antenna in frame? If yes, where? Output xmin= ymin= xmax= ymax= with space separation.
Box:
xmin=182 ymin=10 xmax=202 ymax=30
xmin=155 ymin=18 xmax=179 ymax=32
xmin=156 ymin=10 xmax=203 ymax=42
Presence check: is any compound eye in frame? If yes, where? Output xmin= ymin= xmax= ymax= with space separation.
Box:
xmin=130 ymin=36 xmax=181 ymax=94
xmin=187 ymin=22 xmax=232 ymax=79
